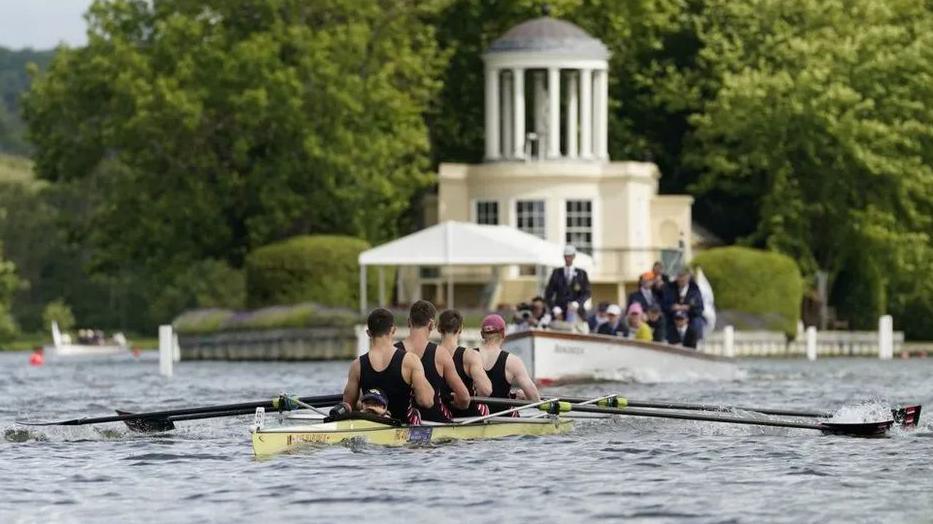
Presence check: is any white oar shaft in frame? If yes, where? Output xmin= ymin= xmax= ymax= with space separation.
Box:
xmin=292 ymin=398 xmax=330 ymax=417
xmin=459 ymin=398 xmax=555 ymax=425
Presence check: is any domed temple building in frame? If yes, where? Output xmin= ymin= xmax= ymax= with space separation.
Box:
xmin=402 ymin=16 xmax=694 ymax=309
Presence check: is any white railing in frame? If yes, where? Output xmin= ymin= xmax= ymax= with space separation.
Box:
xmin=700 ymin=324 xmax=904 ymax=358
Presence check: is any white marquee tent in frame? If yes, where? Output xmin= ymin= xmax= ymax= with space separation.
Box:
xmin=358 ymin=221 xmax=593 ymax=313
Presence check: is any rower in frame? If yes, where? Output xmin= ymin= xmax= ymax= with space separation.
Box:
xmin=437 ymin=309 xmax=493 ymax=418
xmin=478 ymin=314 xmax=539 ymax=404
xmin=360 ymin=388 xmax=391 ymax=418
xmin=342 ymin=308 xmax=434 ymax=424
xmin=395 ymin=300 xmax=471 ymax=422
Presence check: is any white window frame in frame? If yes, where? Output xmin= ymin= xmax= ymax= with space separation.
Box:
xmin=564 ymin=199 xmax=594 ymax=255
xmin=471 ymin=199 xmax=500 ymax=225
xmin=515 ymin=199 xmax=546 ymax=239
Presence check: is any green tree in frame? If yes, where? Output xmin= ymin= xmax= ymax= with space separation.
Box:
xmin=686 ymin=0 xmax=933 ymax=329
xmin=0 ymin=239 xmax=20 ymax=341
xmin=42 ymin=298 xmax=76 ymax=332
xmin=23 ymin=0 xmax=445 ymax=324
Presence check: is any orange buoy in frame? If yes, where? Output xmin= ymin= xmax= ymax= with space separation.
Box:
xmin=131 ymin=347 xmax=141 ymax=358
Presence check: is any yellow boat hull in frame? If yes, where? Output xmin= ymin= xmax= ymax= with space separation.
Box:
xmin=252 ymin=416 xmax=573 ymax=456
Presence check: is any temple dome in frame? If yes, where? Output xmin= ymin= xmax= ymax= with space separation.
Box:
xmin=486 ymin=17 xmax=609 ymax=59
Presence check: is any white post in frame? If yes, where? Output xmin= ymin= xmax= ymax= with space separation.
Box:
xmin=355 ymin=324 xmax=369 ymax=357
xmin=724 ymin=325 xmax=735 ymax=358
xmin=879 ymin=315 xmax=893 ymax=360
xmin=359 ymin=265 xmax=367 ymax=316
xmin=484 ymin=68 xmax=500 ymax=160
xmin=159 ymin=325 xmax=173 ymax=377
xmin=512 ymin=68 xmax=525 ymax=159
xmin=547 ymin=67 xmax=561 ymax=158
xmin=579 ymin=68 xmax=592 ymax=159
xmin=566 ymin=71 xmax=578 ymax=158
xmin=806 ymin=326 xmax=817 ymax=361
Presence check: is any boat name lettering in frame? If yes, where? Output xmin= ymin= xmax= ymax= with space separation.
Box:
xmin=407 ymin=426 xmax=433 ymax=443
xmin=554 ymin=344 xmax=585 ymax=355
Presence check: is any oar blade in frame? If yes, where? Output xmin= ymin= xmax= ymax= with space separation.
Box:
xmin=115 ymin=410 xmax=176 ymax=433
xmin=818 ymin=420 xmax=893 ymax=437
xmin=891 ymin=405 xmax=921 ymax=428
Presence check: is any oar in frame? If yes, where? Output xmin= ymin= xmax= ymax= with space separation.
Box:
xmin=473 ymin=397 xmax=894 ymax=437
xmin=552 ymin=395 xmax=922 ymax=428
xmin=16 ymin=393 xmax=343 ymax=432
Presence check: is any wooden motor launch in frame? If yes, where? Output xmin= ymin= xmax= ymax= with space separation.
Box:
xmin=504 ymin=330 xmax=740 ymax=385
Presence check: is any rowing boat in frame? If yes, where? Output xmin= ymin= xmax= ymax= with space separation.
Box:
xmin=251 ymin=415 xmax=573 ymax=456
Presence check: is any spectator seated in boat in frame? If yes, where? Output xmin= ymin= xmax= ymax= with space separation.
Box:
xmin=550 ymin=302 xmax=589 ymax=333
xmin=596 ymin=304 xmax=626 ymax=336
xmin=669 ymin=267 xmax=705 ymax=341
xmin=625 ymin=303 xmax=653 ymax=342
xmin=511 ymin=302 xmax=535 ymax=333
xmin=627 ymin=272 xmax=660 ymax=312
xmin=646 ymin=305 xmax=667 ymax=343
xmin=529 ymin=296 xmax=551 ymax=328
xmin=652 ymin=261 xmax=671 ymax=286
xmin=588 ymin=302 xmax=610 ymax=332
xmin=668 ymin=310 xmax=698 ymax=349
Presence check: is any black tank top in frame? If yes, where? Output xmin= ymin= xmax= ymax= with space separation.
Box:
xmin=395 ymin=340 xmax=451 ymax=422
xmin=486 ymin=350 xmax=512 ymax=398
xmin=448 ymin=346 xmax=483 ymax=418
xmin=359 ymin=349 xmax=411 ymax=423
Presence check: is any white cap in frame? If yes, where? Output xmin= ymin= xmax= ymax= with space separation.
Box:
xmin=552 ymin=306 xmax=563 ymax=315
xmin=607 ymin=304 xmax=622 ymax=316
xmin=563 ymin=245 xmax=577 ymax=256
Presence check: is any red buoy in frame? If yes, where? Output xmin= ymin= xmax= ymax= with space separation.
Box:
xmin=29 ymin=347 xmax=44 ymax=366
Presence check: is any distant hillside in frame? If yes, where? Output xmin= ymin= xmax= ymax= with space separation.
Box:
xmin=0 ymin=47 xmax=55 ymax=154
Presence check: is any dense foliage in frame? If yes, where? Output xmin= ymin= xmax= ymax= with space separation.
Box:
xmin=0 ymin=240 xmax=21 ymax=341
xmin=3 ymin=0 xmax=931 ymax=337
xmin=692 ymin=247 xmax=803 ymax=336
xmin=0 ymin=47 xmax=54 ymax=154
xmin=246 ymin=235 xmax=387 ymax=310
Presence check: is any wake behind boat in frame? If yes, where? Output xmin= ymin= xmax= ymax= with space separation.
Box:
xmin=44 ymin=320 xmax=130 ymax=357
xmin=504 ymin=329 xmax=740 ymax=385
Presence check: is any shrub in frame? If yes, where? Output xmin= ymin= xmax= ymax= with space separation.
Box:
xmin=42 ymin=298 xmax=75 ymax=332
xmin=245 ymin=235 xmax=392 ymax=310
xmin=150 ymin=259 xmax=245 ymax=323
xmin=692 ymin=246 xmax=803 ymax=337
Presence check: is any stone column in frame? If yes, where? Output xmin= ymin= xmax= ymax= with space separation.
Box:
xmin=596 ymin=69 xmax=609 ymax=159
xmin=547 ymin=67 xmax=561 ymax=158
xmin=502 ymin=72 xmax=513 ymax=159
xmin=512 ymin=68 xmax=525 ymax=159
xmin=484 ymin=67 xmax=500 ymax=160
xmin=579 ymin=68 xmax=592 ymax=159
xmin=566 ymin=71 xmax=578 ymax=158
xmin=534 ymin=71 xmax=547 ymax=159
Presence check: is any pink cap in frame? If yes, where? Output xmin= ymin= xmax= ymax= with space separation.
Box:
xmin=481 ymin=314 xmax=507 ymax=333
xmin=627 ymin=303 xmax=643 ymax=316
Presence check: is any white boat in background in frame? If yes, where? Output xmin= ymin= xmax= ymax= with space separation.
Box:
xmin=45 ymin=321 xmax=130 ymax=357
xmin=504 ymin=330 xmax=740 ymax=385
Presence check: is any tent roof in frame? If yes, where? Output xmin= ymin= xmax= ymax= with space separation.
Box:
xmin=359 ymin=221 xmax=593 ymax=268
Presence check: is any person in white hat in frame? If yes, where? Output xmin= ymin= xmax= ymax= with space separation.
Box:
xmin=596 ymin=304 xmax=627 ymax=336
xmin=544 ymin=244 xmax=591 ymax=318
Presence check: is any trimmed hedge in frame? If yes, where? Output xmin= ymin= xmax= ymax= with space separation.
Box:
xmin=245 ymin=235 xmax=392 ymax=310
xmin=692 ymin=246 xmax=803 ymax=337
xmin=173 ymin=302 xmax=359 ymax=335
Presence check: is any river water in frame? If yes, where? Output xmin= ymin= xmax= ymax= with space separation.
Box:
xmin=1 ymin=351 xmax=931 ymax=523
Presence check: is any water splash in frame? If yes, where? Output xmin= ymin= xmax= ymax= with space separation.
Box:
xmin=830 ymin=401 xmax=893 ymax=423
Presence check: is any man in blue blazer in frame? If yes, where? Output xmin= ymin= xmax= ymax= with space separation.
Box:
xmin=545 ymin=245 xmax=591 ymax=317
